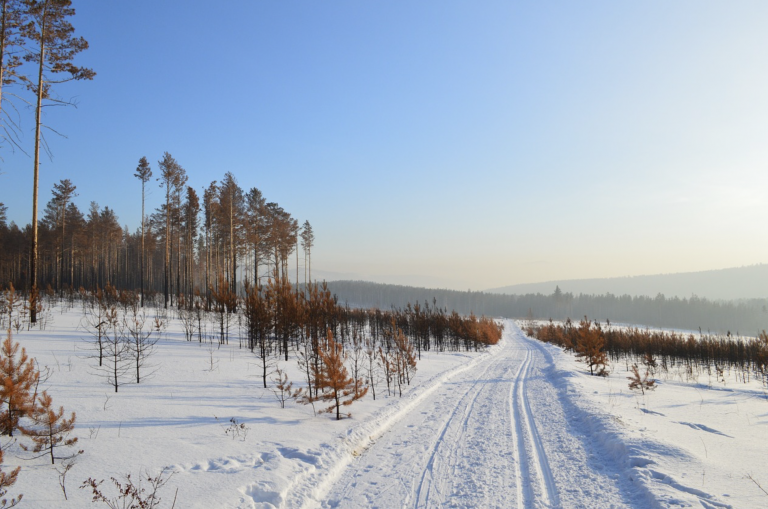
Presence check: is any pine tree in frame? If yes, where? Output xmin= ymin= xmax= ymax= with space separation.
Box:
xmin=157 ymin=152 xmax=184 ymax=309
xmin=202 ymin=181 xmax=218 ymax=310
xmin=315 ymin=330 xmax=367 ymax=420
xmin=0 ymin=329 xmax=38 ymax=437
xmin=300 ymin=220 xmax=313 ymax=285
xmin=627 ymin=364 xmax=656 ymax=395
xmin=23 ymin=0 xmax=94 ymax=322
xmin=393 ymin=326 xmax=417 ymax=391
xmin=574 ymin=317 xmax=609 ymax=376
xmin=270 ymin=367 xmax=295 ymax=409
xmin=20 ymin=390 xmax=80 ymax=464
xmin=101 ymin=306 xmax=130 ymax=392
xmin=0 ymin=447 xmax=21 ymax=507
xmin=244 ymin=281 xmax=272 ymax=387
xmin=181 ymin=186 xmax=199 ymax=305
xmin=210 ymin=274 xmax=237 ymax=345
xmin=245 ymin=187 xmax=266 ymax=286
xmin=0 ymin=0 xmax=26 ymax=151
xmin=218 ymin=172 xmax=244 ymax=298
xmin=134 ymin=157 xmax=152 ymax=308
xmin=364 ymin=337 xmax=379 ymax=400
xmin=51 ymin=179 xmax=77 ymax=294
xmin=379 ymin=346 xmax=394 ymax=397
xmin=125 ymin=305 xmax=156 ymax=384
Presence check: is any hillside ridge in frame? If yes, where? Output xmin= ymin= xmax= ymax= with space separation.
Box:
xmin=486 ymin=264 xmax=768 ymax=300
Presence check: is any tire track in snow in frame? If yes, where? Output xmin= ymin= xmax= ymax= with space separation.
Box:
xmin=510 ymin=348 xmax=533 ymax=509
xmin=301 ymin=338 xmax=507 ymax=509
xmin=412 ymin=353 xmax=503 ymax=508
xmin=511 ymin=336 xmax=560 ymax=508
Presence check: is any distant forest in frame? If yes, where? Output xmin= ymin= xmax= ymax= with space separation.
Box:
xmin=487 ymin=264 xmax=768 ymax=301
xmin=325 ymin=280 xmax=768 ymax=336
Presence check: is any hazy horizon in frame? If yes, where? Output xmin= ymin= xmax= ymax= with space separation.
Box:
xmin=316 ymin=262 xmax=768 ymax=295
xmin=2 ymin=1 xmax=767 ymax=291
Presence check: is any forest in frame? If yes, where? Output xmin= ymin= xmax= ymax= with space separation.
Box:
xmin=0 ymin=157 xmax=314 ymax=309
xmin=325 ymin=280 xmax=768 ymax=335
xmin=488 ymin=263 xmax=768 ymax=301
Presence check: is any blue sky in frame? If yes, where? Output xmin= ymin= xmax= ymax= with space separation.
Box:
xmin=2 ymin=1 xmax=768 ymax=290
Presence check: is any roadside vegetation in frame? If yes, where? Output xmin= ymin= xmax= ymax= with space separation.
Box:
xmin=527 ymin=317 xmax=768 ymax=386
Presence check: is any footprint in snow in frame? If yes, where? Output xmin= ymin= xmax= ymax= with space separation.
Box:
xmin=276 ymin=446 xmax=323 ymax=466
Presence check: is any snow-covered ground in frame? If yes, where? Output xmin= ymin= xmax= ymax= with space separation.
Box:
xmin=5 ymin=306 xmax=767 ymax=508
xmin=528 ymin=326 xmax=768 ymax=509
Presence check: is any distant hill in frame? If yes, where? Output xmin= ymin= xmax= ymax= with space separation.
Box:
xmin=325 ymin=280 xmax=768 ymax=335
xmin=486 ymin=264 xmax=768 ymax=301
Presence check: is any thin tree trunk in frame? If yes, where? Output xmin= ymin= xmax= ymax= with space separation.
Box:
xmin=60 ymin=210 xmax=65 ymax=295
xmin=30 ymin=26 xmax=46 ymax=324
xmin=140 ymin=180 xmax=145 ymax=307
xmin=164 ymin=183 xmax=170 ymax=309
xmin=70 ymin=234 xmax=74 ymax=291
xmin=229 ymin=198 xmax=236 ymax=299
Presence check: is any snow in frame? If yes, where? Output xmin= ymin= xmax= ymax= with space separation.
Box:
xmin=520 ymin=321 xmax=768 ymax=509
xmin=4 ymin=305 xmax=767 ymax=508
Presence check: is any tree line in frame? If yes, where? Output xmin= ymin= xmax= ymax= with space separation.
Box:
xmin=530 ymin=317 xmax=768 ymax=385
xmin=324 ymin=280 xmax=768 ymax=335
xmin=0 ymin=158 xmax=316 ymax=317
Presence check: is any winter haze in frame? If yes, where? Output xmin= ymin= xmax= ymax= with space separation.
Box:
xmin=1 ymin=1 xmax=768 ymax=291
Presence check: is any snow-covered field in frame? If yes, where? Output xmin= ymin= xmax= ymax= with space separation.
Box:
xmin=5 ymin=305 xmax=767 ymax=508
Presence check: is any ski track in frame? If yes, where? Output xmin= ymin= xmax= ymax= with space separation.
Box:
xmin=510 ymin=348 xmax=532 ymax=509
xmin=512 ymin=346 xmax=560 ymax=508
xmin=315 ymin=322 xmax=581 ymax=509
xmin=412 ymin=354 xmax=499 ymax=508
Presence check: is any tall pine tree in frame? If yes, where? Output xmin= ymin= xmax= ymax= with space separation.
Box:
xmin=51 ymin=178 xmax=76 ymax=294
xmin=23 ymin=0 xmax=94 ymax=322
xmin=134 ymin=157 xmax=152 ymax=307
xmin=157 ymin=152 xmax=184 ymax=309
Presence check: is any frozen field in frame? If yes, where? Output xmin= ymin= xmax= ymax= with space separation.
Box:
xmin=4 ymin=305 xmax=767 ymax=508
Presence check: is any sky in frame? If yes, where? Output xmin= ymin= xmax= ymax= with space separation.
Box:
xmin=1 ymin=1 xmax=768 ymax=291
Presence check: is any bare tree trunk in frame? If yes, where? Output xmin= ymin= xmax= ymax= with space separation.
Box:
xmin=30 ymin=31 xmax=46 ymax=324
xmin=70 ymin=234 xmax=75 ymax=291
xmin=205 ymin=226 xmax=210 ymax=309
xmin=164 ymin=184 xmax=170 ymax=309
xmin=140 ymin=180 xmax=145 ymax=307
xmin=59 ymin=209 xmax=66 ymax=295
xmin=176 ymin=216 xmax=181 ymax=308
xmin=229 ymin=199 xmax=236 ymax=299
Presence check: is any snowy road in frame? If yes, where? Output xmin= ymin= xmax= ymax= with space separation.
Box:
xmin=317 ymin=323 xmax=634 ymax=509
